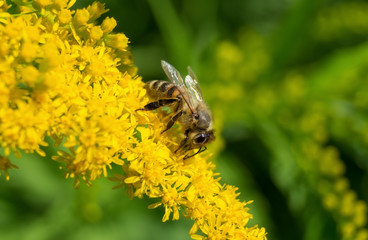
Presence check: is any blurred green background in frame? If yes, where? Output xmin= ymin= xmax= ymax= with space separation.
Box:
xmin=1 ymin=0 xmax=368 ymax=239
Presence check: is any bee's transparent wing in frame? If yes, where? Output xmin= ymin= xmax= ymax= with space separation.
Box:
xmin=161 ymin=60 xmax=185 ymax=87
xmin=185 ymin=66 xmax=204 ymax=104
xmin=161 ymin=60 xmax=196 ymax=113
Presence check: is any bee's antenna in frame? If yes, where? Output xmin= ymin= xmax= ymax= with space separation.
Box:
xmin=183 ymin=146 xmax=207 ymax=160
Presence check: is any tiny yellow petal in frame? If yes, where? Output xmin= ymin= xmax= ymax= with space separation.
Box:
xmin=148 ymin=202 xmax=162 ymax=209
xmin=191 ymin=234 xmax=205 ymax=240
xmin=124 ymin=176 xmax=140 ymax=184
xmin=67 ymin=0 xmax=76 ymax=8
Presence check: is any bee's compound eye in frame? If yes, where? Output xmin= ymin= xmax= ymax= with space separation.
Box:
xmin=194 ymin=133 xmax=208 ymax=144
xmin=193 ymin=113 xmax=199 ymax=120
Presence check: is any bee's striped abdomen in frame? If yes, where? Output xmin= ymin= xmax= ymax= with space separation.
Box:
xmin=145 ymin=80 xmax=181 ymax=99
xmin=167 ymin=85 xmax=176 ymax=97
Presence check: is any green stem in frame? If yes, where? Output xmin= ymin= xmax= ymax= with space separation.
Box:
xmin=147 ymin=0 xmax=192 ymax=66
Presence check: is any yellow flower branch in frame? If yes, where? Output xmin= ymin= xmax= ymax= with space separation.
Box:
xmin=0 ymin=0 xmax=267 ymax=239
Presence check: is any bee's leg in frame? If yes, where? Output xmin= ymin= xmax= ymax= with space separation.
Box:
xmin=161 ymin=110 xmax=184 ymax=134
xmin=175 ymin=129 xmax=190 ymax=153
xmin=174 ymin=99 xmax=183 ymax=113
xmin=136 ymin=98 xmax=178 ymax=111
xmin=184 ymin=146 xmax=207 ymax=160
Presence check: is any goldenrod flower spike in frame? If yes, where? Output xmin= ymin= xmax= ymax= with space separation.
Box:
xmin=0 ymin=1 xmax=267 ymax=239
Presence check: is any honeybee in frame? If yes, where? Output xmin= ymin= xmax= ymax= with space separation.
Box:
xmin=137 ymin=60 xmax=215 ymax=159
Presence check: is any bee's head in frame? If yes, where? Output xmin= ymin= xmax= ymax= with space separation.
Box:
xmin=190 ymin=130 xmax=215 ymax=148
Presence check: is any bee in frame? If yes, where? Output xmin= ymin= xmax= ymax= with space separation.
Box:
xmin=137 ymin=60 xmax=215 ymax=159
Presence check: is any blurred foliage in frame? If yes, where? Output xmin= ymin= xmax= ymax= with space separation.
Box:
xmin=2 ymin=0 xmax=368 ymax=239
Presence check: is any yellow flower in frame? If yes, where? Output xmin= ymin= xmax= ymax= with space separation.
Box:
xmin=0 ymin=101 xmax=49 ymax=156
xmin=4 ymin=17 xmax=24 ymax=38
xmin=149 ymin=185 xmax=184 ymax=222
xmin=0 ymin=41 xmax=9 ymax=56
xmin=105 ymin=33 xmax=129 ymax=51
xmin=87 ymin=1 xmax=108 ymax=20
xmin=20 ymin=42 xmax=38 ymax=62
xmin=58 ymin=9 xmax=72 ymax=24
xmin=24 ymin=26 xmax=40 ymax=42
xmin=101 ymin=16 xmax=117 ymax=33
xmin=74 ymin=8 xmax=90 ymax=26
xmin=21 ymin=65 xmax=40 ymax=87
xmin=0 ymin=81 xmax=10 ymax=105
xmin=53 ymin=0 xmax=69 ymax=10
xmin=89 ymin=25 xmax=103 ymax=41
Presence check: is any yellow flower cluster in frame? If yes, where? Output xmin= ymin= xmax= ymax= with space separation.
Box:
xmin=0 ymin=1 xmax=267 ymax=239
xmin=0 ymin=0 xmax=135 ymax=186
xmin=276 ymin=66 xmax=368 ymax=240
xmin=314 ymin=2 xmax=368 ymax=42
xmin=215 ymin=29 xmax=368 ymax=239
xmin=283 ymin=77 xmax=368 ymax=240
xmin=301 ymin=140 xmax=368 ymax=240
xmin=112 ymin=126 xmax=267 ymax=239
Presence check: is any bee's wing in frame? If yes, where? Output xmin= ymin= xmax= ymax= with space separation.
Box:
xmin=161 ymin=60 xmax=185 ymax=87
xmin=185 ymin=66 xmax=204 ymax=104
xmin=161 ymin=60 xmax=196 ymax=113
